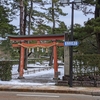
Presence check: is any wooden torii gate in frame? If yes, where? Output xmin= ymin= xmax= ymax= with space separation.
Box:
xmin=8 ymin=34 xmax=64 ymax=79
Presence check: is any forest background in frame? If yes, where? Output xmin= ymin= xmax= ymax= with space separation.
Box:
xmin=0 ymin=0 xmax=100 ymax=60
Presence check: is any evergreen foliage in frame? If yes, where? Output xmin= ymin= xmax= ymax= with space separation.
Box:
xmin=0 ymin=1 xmax=18 ymax=59
xmin=73 ymin=54 xmax=100 ymax=75
xmin=1 ymin=0 xmax=100 ymax=57
xmin=0 ymin=61 xmax=12 ymax=81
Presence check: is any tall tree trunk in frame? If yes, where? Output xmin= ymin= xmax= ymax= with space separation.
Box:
xmin=23 ymin=3 xmax=27 ymax=35
xmin=20 ymin=0 xmax=24 ymax=35
xmin=27 ymin=0 xmax=33 ymax=56
xmin=24 ymin=0 xmax=33 ymax=70
xmin=28 ymin=0 xmax=33 ymax=35
xmin=52 ymin=1 xmax=55 ymax=34
xmin=95 ymin=0 xmax=100 ymax=54
xmin=24 ymin=1 xmax=28 ymax=70
xmin=49 ymin=0 xmax=55 ymax=66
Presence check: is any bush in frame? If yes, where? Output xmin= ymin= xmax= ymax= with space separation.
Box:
xmin=0 ymin=61 xmax=12 ymax=81
xmin=73 ymin=54 xmax=100 ymax=75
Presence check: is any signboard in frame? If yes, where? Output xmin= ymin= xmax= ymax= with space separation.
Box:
xmin=59 ymin=0 xmax=70 ymax=3
xmin=74 ymin=0 xmax=83 ymax=3
xmin=64 ymin=41 xmax=79 ymax=46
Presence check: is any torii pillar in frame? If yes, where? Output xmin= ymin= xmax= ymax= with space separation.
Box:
xmin=53 ymin=40 xmax=58 ymax=79
xmin=18 ymin=42 xmax=25 ymax=79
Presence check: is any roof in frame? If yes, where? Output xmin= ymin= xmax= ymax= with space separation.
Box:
xmin=8 ymin=34 xmax=66 ymax=41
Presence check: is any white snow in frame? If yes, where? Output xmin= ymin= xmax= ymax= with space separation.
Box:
xmin=0 ymin=63 xmax=64 ymax=86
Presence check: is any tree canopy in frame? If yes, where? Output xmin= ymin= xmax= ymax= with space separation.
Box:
xmin=1 ymin=0 xmax=100 ymax=59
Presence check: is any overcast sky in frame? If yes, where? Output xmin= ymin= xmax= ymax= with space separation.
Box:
xmin=11 ymin=3 xmax=95 ymax=28
xmin=60 ymin=5 xmax=95 ymax=27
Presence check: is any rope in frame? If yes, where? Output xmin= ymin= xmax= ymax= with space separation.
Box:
xmin=18 ymin=43 xmax=57 ymax=48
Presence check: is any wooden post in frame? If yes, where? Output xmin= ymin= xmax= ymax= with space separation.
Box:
xmin=18 ymin=44 xmax=25 ymax=79
xmin=53 ymin=41 xmax=58 ymax=79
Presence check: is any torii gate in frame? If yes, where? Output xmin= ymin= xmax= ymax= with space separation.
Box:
xmin=8 ymin=34 xmax=65 ymax=79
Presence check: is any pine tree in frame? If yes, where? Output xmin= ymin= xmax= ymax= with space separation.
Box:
xmin=0 ymin=2 xmax=17 ymax=59
xmin=72 ymin=0 xmax=100 ymax=54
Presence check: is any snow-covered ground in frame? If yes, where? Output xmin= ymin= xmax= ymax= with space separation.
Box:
xmin=0 ymin=62 xmax=64 ymax=86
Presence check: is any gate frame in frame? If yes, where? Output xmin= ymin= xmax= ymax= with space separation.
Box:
xmin=8 ymin=34 xmax=65 ymax=79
